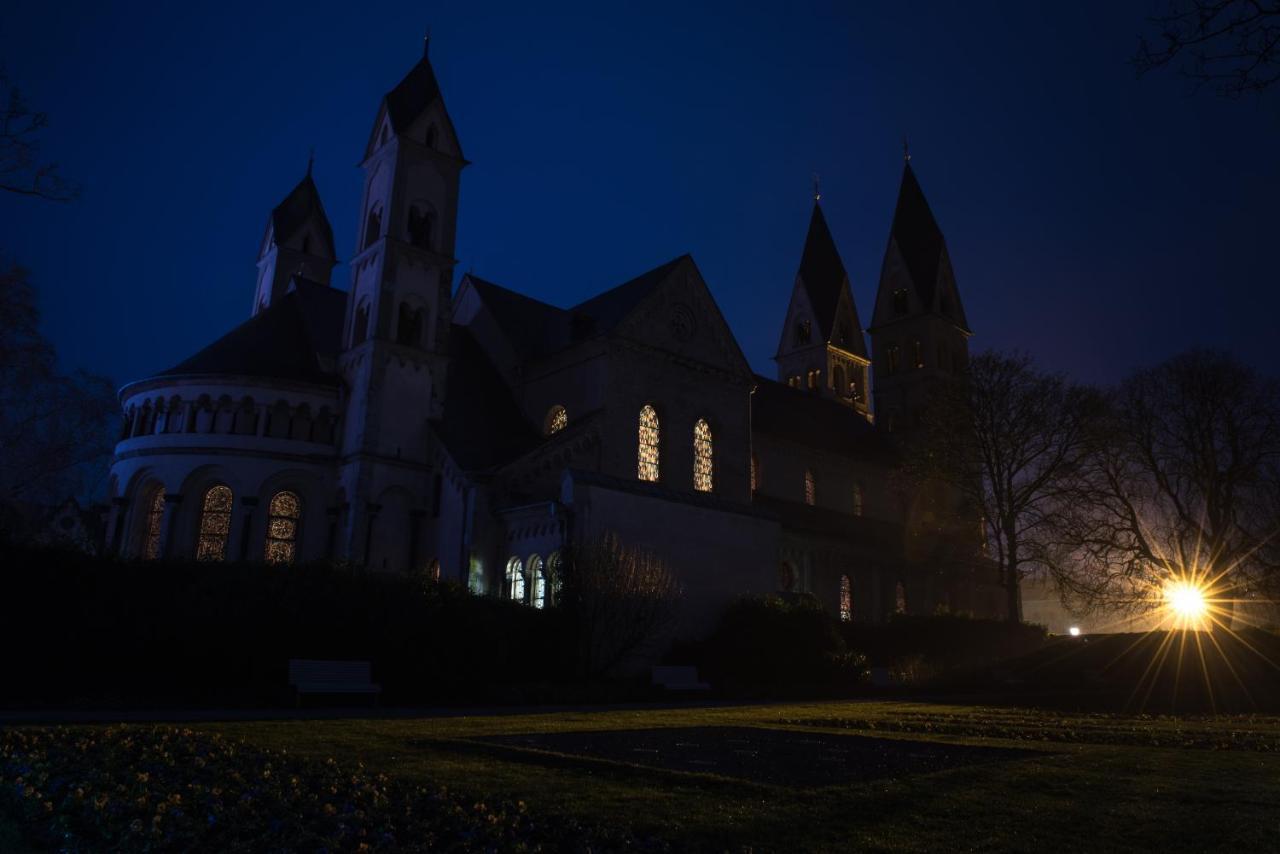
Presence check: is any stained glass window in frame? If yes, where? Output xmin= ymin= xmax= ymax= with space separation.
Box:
xmin=693 ymin=419 xmax=713 ymax=492
xmin=142 ymin=487 xmax=165 ymax=560
xmin=529 ymin=555 xmax=546 ymax=609
xmin=895 ymin=581 xmax=908 ymax=615
xmin=547 ymin=551 xmax=562 ymax=603
xmin=196 ymin=484 xmax=233 ymax=562
xmin=804 ymin=470 xmax=816 ymax=506
xmin=264 ymin=490 xmax=301 ymax=565
xmin=638 ymin=405 xmax=660 ymax=482
xmin=853 ymin=482 xmax=863 ymax=516
xmin=547 ymin=406 xmax=568 ymax=436
xmin=506 ymin=557 xmax=525 ymax=602
xmin=839 ymin=575 xmax=852 ymax=622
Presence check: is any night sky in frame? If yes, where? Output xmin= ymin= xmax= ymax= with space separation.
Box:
xmin=3 ymin=1 xmax=1277 ymax=390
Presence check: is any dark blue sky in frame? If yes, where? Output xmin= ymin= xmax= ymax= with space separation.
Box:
xmin=3 ymin=1 xmax=1277 ymax=388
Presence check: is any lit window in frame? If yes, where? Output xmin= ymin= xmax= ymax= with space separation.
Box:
xmin=804 ymin=470 xmax=816 ymax=506
xmin=750 ymin=454 xmax=759 ymax=492
xmin=196 ymin=484 xmax=233 ymax=561
xmin=529 ymin=555 xmax=546 ymax=609
xmin=425 ymin=558 xmax=441 ymax=582
xmin=895 ymin=581 xmax=907 ymax=615
xmin=142 ymin=486 xmax=165 ymax=560
xmin=913 ymin=340 xmax=924 ymax=369
xmin=547 ymin=551 xmax=563 ymax=603
xmin=506 ymin=557 xmax=525 ymax=602
xmin=638 ymin=405 xmax=660 ymax=482
xmin=852 ymin=482 xmax=863 ymax=516
xmin=693 ymin=419 xmax=713 ymax=492
xmin=546 ymin=405 xmax=568 ymax=436
xmin=264 ymin=490 xmax=301 ymax=564
xmin=807 ymin=370 xmax=819 ymax=390
xmin=839 ymin=575 xmax=852 ymax=622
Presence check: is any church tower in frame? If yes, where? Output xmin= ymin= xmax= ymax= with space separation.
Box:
xmin=336 ymin=43 xmax=467 ymax=567
xmin=868 ymin=157 xmax=971 ymax=432
xmin=252 ymin=164 xmax=337 ymax=314
xmin=775 ymin=198 xmax=871 ymax=419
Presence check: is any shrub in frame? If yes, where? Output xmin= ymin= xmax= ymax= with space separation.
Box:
xmin=840 ymin=614 xmax=1049 ymax=683
xmin=696 ymin=595 xmax=867 ymax=693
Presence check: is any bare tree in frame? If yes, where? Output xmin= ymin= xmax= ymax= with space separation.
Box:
xmin=908 ymin=351 xmax=1102 ymax=623
xmin=557 ymin=532 xmax=683 ymax=677
xmin=1053 ymin=350 xmax=1280 ymax=626
xmin=0 ymin=260 xmax=116 ymax=504
xmin=1134 ymin=0 xmax=1280 ymax=97
xmin=0 ymin=67 xmax=79 ymax=201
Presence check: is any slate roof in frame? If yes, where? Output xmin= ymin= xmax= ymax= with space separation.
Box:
xmin=464 ymin=255 xmax=688 ymax=361
xmin=751 ymin=375 xmax=894 ymax=461
xmin=385 ymin=55 xmax=443 ymax=133
xmin=156 ymin=279 xmax=346 ymax=387
xmin=890 ymin=163 xmax=950 ymax=312
xmin=270 ymin=173 xmax=335 ymax=260
xmin=432 ymin=325 xmax=542 ymax=471
xmin=796 ymin=204 xmax=852 ymax=343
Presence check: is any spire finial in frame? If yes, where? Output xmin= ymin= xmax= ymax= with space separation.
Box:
xmin=812 ymin=172 xmax=821 ymax=203
xmin=306 ymin=147 xmax=314 ymax=177
xmin=902 ymin=135 xmax=911 ymax=162
xmin=423 ymin=26 xmax=431 ymax=57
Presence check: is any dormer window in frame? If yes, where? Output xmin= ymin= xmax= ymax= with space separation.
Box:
xmin=794 ymin=318 xmax=811 ymax=346
xmin=893 ymin=288 xmax=909 ymax=315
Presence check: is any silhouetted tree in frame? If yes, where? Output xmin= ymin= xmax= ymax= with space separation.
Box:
xmin=908 ymin=351 xmax=1102 ymax=623
xmin=0 ymin=67 xmax=80 ymax=201
xmin=0 ymin=260 xmax=116 ymax=504
xmin=1134 ymin=0 xmax=1280 ymax=97
xmin=1053 ymin=350 xmax=1280 ymax=627
xmin=558 ymin=532 xmax=682 ymax=677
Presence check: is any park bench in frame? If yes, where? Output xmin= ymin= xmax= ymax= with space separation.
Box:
xmin=651 ymin=665 xmax=711 ymax=692
xmin=288 ymin=659 xmax=381 ymax=706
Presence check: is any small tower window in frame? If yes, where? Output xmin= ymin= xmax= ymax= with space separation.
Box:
xmin=794 ymin=318 xmax=811 ymax=346
xmin=396 ymin=303 xmax=424 ymax=347
xmin=807 ymin=370 xmax=819 ymax=390
xmin=638 ymin=405 xmax=660 ymax=482
xmin=853 ymin=482 xmax=864 ymax=516
xmin=425 ymin=125 xmax=437 ymax=149
xmin=352 ymin=302 xmax=370 ymax=347
xmin=407 ymin=203 xmax=434 ymax=251
xmin=363 ymin=204 xmax=382 ymax=250
xmin=895 ymin=581 xmax=908 ymax=615
xmin=839 ymin=575 xmax=852 ymax=622
xmin=913 ymin=340 xmax=924 ymax=369
xmin=693 ymin=419 xmax=714 ymax=493
xmin=265 ymin=490 xmax=302 ymax=564
xmin=546 ymin=405 xmax=568 ymax=436
xmin=196 ymin=484 xmax=234 ymax=562
xmin=887 ymin=345 xmax=901 ymax=376
xmin=804 ymin=469 xmax=816 ymax=506
xmin=893 ymin=288 xmax=909 ymax=315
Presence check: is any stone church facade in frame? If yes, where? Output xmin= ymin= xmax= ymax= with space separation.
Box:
xmin=104 ymin=49 xmax=1005 ymax=628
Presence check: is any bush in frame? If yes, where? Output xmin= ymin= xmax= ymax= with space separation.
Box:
xmin=693 ymin=595 xmax=867 ymax=694
xmin=0 ymin=725 xmax=667 ymax=851
xmin=0 ymin=543 xmax=578 ymax=707
xmin=840 ymin=614 xmax=1049 ymax=683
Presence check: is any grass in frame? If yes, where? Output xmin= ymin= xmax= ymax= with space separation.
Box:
xmin=178 ymin=701 xmax=1280 ymax=852
xmin=3 ymin=702 xmax=1277 ymax=851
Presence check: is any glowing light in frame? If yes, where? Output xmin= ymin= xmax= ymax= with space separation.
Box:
xmin=1163 ymin=580 xmax=1209 ymax=629
xmin=1068 ymin=626 xmax=1081 ymax=637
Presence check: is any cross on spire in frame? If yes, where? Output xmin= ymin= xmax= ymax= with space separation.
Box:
xmin=306 ymin=147 xmax=314 ymax=177
xmin=812 ymin=172 xmax=821 ymax=202
xmin=423 ymin=26 xmax=431 ymax=57
xmin=902 ymin=135 xmax=911 ymax=162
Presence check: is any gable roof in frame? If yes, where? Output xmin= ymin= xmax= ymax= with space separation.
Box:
xmin=156 ymin=279 xmax=346 ymax=387
xmin=267 ymin=173 xmax=336 ymax=260
xmin=570 ymin=254 xmax=688 ymax=335
xmin=796 ymin=204 xmax=853 ymax=342
xmin=751 ymin=374 xmax=893 ymax=461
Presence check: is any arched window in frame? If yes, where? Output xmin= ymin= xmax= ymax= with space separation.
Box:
xmin=529 ymin=555 xmax=546 ymax=609
xmin=807 ymin=370 xmax=819 ymax=390
xmin=839 ymin=575 xmax=852 ymax=622
xmin=895 ymin=581 xmax=908 ymax=615
xmin=913 ymin=340 xmax=924 ymax=369
xmin=638 ymin=405 xmax=660 ymax=482
xmin=396 ymin=303 xmax=423 ymax=347
xmin=425 ymin=558 xmax=441 ymax=582
xmin=407 ymin=203 xmax=433 ymax=250
xmin=832 ymin=364 xmax=846 ymax=396
xmin=142 ymin=486 xmax=165 ymax=560
xmin=363 ymin=204 xmax=382 ymax=249
xmin=506 ymin=557 xmax=525 ymax=602
xmin=750 ymin=453 xmax=759 ymax=492
xmin=693 ymin=419 xmax=713 ymax=492
xmin=778 ymin=561 xmax=796 ymax=592
xmin=804 ymin=469 xmax=816 ymax=506
xmin=425 ymin=125 xmax=437 ymax=149
xmin=852 ymin=482 xmax=864 ymax=516
xmin=264 ymin=490 xmax=302 ymax=564
xmin=545 ymin=405 xmax=568 ymax=436
xmin=352 ymin=302 xmax=370 ymax=347
xmin=794 ymin=318 xmax=811 ymax=345
xmin=547 ymin=551 xmax=563 ymax=604
xmin=196 ymin=485 xmax=234 ymax=562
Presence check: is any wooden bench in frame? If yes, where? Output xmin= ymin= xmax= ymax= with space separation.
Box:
xmin=288 ymin=659 xmax=381 ymax=706
xmin=651 ymin=665 xmax=711 ymax=692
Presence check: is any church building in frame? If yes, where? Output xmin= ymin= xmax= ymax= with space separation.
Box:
xmin=104 ymin=48 xmax=1005 ymax=627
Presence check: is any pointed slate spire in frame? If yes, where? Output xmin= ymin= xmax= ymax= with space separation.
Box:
xmin=797 ymin=202 xmax=859 ymax=346
xmin=889 ymin=161 xmax=946 ymax=311
xmin=268 ymin=168 xmax=336 ymax=263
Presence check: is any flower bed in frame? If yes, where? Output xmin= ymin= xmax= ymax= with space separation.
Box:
xmin=1 ymin=726 xmax=664 ymax=851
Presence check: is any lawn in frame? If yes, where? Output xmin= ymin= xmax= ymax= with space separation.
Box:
xmin=5 ymin=701 xmax=1279 ymax=851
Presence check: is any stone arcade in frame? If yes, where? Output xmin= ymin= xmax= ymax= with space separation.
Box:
xmin=105 ymin=48 xmax=1005 ymax=628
